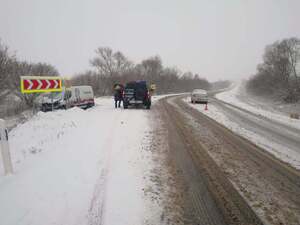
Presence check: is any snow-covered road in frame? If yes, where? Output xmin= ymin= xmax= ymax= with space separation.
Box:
xmin=216 ymin=83 xmax=300 ymax=130
xmin=185 ymin=84 xmax=300 ymax=169
xmin=0 ymin=97 xmax=167 ymax=225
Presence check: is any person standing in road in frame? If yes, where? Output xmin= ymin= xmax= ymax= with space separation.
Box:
xmin=114 ymin=84 xmax=123 ymax=108
xmin=118 ymin=84 xmax=124 ymax=108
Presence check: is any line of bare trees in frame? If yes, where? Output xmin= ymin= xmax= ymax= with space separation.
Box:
xmin=0 ymin=40 xmax=59 ymax=117
xmin=71 ymin=47 xmax=211 ymax=96
xmin=247 ymin=37 xmax=300 ymax=103
xmin=0 ymin=41 xmax=223 ymax=117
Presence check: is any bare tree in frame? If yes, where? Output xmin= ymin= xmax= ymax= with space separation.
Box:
xmin=73 ymin=47 xmax=212 ymax=96
xmin=247 ymin=37 xmax=300 ymax=102
xmin=30 ymin=63 xmax=59 ymax=77
xmin=140 ymin=56 xmax=163 ymax=83
xmin=0 ymin=38 xmax=60 ymax=117
xmin=0 ymin=41 xmax=15 ymax=92
xmin=113 ymin=51 xmax=132 ymax=76
xmin=90 ymin=47 xmax=133 ymax=95
xmin=283 ymin=38 xmax=300 ymax=87
xmin=90 ymin=47 xmax=114 ymax=76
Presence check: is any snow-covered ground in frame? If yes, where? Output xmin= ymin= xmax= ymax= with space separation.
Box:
xmin=0 ymin=96 xmax=167 ymax=225
xmin=216 ymin=83 xmax=300 ymax=130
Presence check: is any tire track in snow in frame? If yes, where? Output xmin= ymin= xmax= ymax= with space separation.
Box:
xmin=87 ymin=110 xmax=122 ymax=225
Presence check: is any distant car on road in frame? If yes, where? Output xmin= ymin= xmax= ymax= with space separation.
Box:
xmin=38 ymin=85 xmax=95 ymax=111
xmin=191 ymin=89 xmax=208 ymax=104
xmin=123 ymin=81 xmax=151 ymax=109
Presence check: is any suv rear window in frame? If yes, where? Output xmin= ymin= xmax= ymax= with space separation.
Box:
xmin=125 ymin=81 xmax=147 ymax=90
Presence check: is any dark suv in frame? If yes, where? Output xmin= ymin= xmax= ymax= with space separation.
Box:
xmin=123 ymin=81 xmax=151 ymax=109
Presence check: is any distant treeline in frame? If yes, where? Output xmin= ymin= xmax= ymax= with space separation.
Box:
xmin=247 ymin=37 xmax=300 ymax=103
xmin=71 ymin=47 xmax=212 ymax=96
xmin=0 ymin=40 xmax=59 ymax=116
xmin=0 ymin=40 xmax=230 ymax=117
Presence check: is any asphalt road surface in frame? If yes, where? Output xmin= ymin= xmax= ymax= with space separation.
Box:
xmin=211 ymin=97 xmax=300 ymax=155
xmin=157 ymin=95 xmax=300 ymax=225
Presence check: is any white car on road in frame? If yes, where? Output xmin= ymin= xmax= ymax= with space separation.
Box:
xmin=191 ymin=89 xmax=208 ymax=104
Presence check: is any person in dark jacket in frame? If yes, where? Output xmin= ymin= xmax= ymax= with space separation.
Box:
xmin=114 ymin=84 xmax=123 ymax=108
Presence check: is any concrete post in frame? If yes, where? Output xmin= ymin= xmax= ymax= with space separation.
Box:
xmin=0 ymin=119 xmax=13 ymax=175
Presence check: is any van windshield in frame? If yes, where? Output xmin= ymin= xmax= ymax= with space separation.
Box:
xmin=194 ymin=89 xmax=207 ymax=94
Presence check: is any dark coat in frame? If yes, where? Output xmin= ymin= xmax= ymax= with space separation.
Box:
xmin=114 ymin=89 xmax=123 ymax=101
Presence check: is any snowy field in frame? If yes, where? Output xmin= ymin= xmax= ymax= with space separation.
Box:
xmin=0 ymin=96 xmax=167 ymax=225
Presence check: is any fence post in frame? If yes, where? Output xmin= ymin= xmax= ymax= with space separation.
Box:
xmin=0 ymin=119 xmax=13 ymax=175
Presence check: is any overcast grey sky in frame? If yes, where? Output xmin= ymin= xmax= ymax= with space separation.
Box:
xmin=1 ymin=0 xmax=300 ymax=81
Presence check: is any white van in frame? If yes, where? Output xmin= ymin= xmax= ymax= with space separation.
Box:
xmin=66 ymin=86 xmax=95 ymax=109
xmin=39 ymin=86 xmax=95 ymax=111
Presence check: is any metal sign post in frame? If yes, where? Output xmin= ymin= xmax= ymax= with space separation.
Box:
xmin=51 ymin=92 xmax=54 ymax=111
xmin=0 ymin=119 xmax=13 ymax=175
